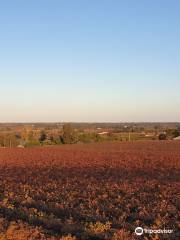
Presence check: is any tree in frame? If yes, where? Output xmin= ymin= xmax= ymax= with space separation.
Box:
xmin=62 ymin=124 xmax=78 ymax=144
xmin=172 ymin=129 xmax=180 ymax=138
xmin=166 ymin=128 xmax=180 ymax=139
xmin=0 ymin=133 xmax=19 ymax=147
xmin=158 ymin=133 xmax=166 ymax=140
xmin=21 ymin=128 xmax=28 ymax=142
xmin=39 ymin=131 xmax=47 ymax=142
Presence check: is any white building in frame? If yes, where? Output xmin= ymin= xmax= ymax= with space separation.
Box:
xmin=173 ymin=136 xmax=180 ymax=140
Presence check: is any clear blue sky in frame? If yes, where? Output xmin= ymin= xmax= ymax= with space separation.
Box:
xmin=0 ymin=0 xmax=180 ymax=122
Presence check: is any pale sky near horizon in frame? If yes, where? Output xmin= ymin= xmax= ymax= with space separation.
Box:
xmin=0 ymin=0 xmax=180 ymax=122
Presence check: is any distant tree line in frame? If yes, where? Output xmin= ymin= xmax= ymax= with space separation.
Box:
xmin=0 ymin=124 xmax=106 ymax=147
xmin=0 ymin=124 xmax=180 ymax=147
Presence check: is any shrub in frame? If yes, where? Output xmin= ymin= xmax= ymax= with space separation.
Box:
xmin=158 ymin=133 xmax=166 ymax=140
xmin=86 ymin=221 xmax=111 ymax=234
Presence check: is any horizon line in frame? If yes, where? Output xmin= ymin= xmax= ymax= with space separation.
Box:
xmin=0 ymin=121 xmax=180 ymax=124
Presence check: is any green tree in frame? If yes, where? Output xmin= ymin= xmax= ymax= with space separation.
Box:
xmin=166 ymin=128 xmax=180 ymax=139
xmin=62 ymin=124 xmax=78 ymax=144
xmin=172 ymin=129 xmax=180 ymax=138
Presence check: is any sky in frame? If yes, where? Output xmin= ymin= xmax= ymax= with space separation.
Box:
xmin=0 ymin=0 xmax=180 ymax=122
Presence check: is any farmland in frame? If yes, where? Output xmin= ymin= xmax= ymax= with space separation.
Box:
xmin=0 ymin=141 xmax=179 ymax=239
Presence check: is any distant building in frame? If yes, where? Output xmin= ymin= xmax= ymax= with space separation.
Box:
xmin=173 ymin=136 xmax=180 ymax=140
xmin=98 ymin=131 xmax=109 ymax=135
xmin=17 ymin=145 xmax=25 ymax=148
xmin=145 ymin=133 xmax=155 ymax=137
